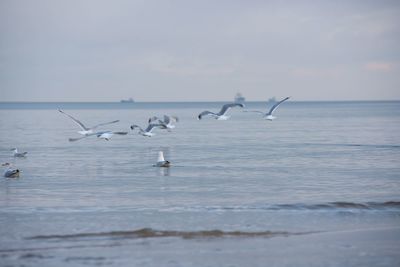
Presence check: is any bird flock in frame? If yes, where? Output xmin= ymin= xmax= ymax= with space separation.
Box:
xmin=3 ymin=97 xmax=290 ymax=177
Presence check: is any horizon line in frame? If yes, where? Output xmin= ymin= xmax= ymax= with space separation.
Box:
xmin=1 ymin=99 xmax=399 ymax=104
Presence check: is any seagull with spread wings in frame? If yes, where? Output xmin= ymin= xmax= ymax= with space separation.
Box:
xmin=197 ymin=103 xmax=244 ymax=120
xmin=244 ymin=97 xmax=290 ymax=120
xmin=130 ymin=123 xmax=165 ymax=137
xmin=148 ymin=115 xmax=179 ymax=131
xmin=58 ymin=109 xmax=120 ymax=135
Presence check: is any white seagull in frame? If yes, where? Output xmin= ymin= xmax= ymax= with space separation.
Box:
xmin=130 ymin=123 xmax=164 ymax=137
xmin=68 ymin=131 xmax=128 ymax=142
xmin=148 ymin=115 xmax=179 ymax=131
xmin=154 ymin=151 xmax=171 ymax=167
xmin=58 ymin=109 xmax=120 ymax=135
xmin=197 ymin=103 xmax=245 ymax=120
xmin=2 ymin=163 xmax=20 ymax=178
xmin=11 ymin=148 xmax=27 ymax=157
xmin=244 ymin=97 xmax=290 ymax=120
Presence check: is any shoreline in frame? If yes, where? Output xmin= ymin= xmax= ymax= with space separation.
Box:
xmin=1 ymin=226 xmax=399 ymax=266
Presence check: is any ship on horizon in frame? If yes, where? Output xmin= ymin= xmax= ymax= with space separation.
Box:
xmin=268 ymin=97 xmax=276 ymax=104
xmin=120 ymin=97 xmax=135 ymax=103
xmin=234 ymin=93 xmax=245 ymax=104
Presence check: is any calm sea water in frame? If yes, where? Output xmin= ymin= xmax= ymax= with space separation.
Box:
xmin=0 ymin=101 xmax=399 ymax=266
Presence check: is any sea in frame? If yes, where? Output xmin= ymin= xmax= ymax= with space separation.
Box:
xmin=0 ymin=101 xmax=399 ymax=267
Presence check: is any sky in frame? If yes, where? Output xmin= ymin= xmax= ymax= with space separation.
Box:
xmin=0 ymin=0 xmax=399 ymax=102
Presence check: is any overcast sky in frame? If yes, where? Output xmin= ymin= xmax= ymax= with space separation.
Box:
xmin=1 ymin=0 xmax=399 ymax=102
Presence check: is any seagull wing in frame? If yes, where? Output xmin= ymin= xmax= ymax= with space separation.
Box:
xmin=148 ymin=116 xmax=160 ymax=124
xmin=95 ymin=131 xmax=109 ymax=137
xmin=130 ymin=124 xmax=143 ymax=131
xmin=68 ymin=135 xmax=89 ymax=142
xmin=112 ymin=131 xmax=128 ymax=135
xmin=145 ymin=124 xmax=164 ymax=133
xmin=218 ymin=103 xmax=245 ymax=116
xmin=91 ymin=120 xmax=120 ymax=130
xmin=163 ymin=115 xmax=171 ymax=124
xmin=165 ymin=115 xmax=179 ymax=123
xmin=267 ymin=97 xmax=290 ymax=115
xmin=58 ymin=109 xmax=88 ymax=131
xmin=198 ymin=111 xmax=217 ymax=120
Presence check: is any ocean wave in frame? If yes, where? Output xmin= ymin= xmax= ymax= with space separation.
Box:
xmin=303 ymin=143 xmax=400 ymax=149
xmin=1 ymin=201 xmax=399 ymax=214
xmin=27 ymin=228 xmax=307 ymax=240
xmin=163 ymin=201 xmax=400 ymax=212
xmin=309 ymin=201 xmax=400 ymax=209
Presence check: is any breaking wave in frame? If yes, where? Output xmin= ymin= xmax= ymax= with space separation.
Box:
xmin=27 ymin=228 xmax=308 ymax=240
xmin=266 ymin=201 xmax=400 ymax=210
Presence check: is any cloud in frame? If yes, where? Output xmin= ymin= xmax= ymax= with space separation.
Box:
xmin=1 ymin=0 xmax=400 ymax=101
xmin=364 ymin=62 xmax=394 ymax=72
xmin=140 ymin=53 xmax=237 ymax=76
xmin=291 ymin=67 xmax=340 ymax=78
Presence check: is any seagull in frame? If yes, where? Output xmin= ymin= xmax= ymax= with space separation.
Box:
xmin=11 ymin=148 xmax=27 ymax=157
xmin=130 ymin=123 xmax=165 ymax=137
xmin=244 ymin=97 xmax=290 ymax=120
xmin=148 ymin=115 xmax=179 ymax=131
xmin=154 ymin=151 xmax=170 ymax=167
xmin=197 ymin=103 xmax=245 ymax=120
xmin=2 ymin=163 xmax=20 ymax=178
xmin=58 ymin=109 xmax=120 ymax=135
xmin=68 ymin=131 xmax=128 ymax=142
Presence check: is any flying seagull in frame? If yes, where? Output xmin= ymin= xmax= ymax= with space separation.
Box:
xmin=244 ymin=97 xmax=290 ymax=120
xmin=58 ymin=109 xmax=120 ymax=135
xmin=198 ymin=103 xmax=245 ymax=120
xmin=2 ymin=163 xmax=20 ymax=178
xmin=148 ymin=115 xmax=179 ymax=131
xmin=68 ymin=131 xmax=128 ymax=142
xmin=130 ymin=123 xmax=165 ymax=137
xmin=11 ymin=148 xmax=27 ymax=157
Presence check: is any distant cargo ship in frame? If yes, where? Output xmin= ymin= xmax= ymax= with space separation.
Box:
xmin=120 ymin=98 xmax=135 ymax=103
xmin=234 ymin=93 xmax=245 ymax=103
xmin=268 ymin=97 xmax=276 ymax=104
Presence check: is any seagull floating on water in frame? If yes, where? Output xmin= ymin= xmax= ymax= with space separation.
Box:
xmin=154 ymin=151 xmax=170 ymax=167
xmin=58 ymin=109 xmax=120 ymax=135
xmin=2 ymin=163 xmax=20 ymax=178
xmin=130 ymin=123 xmax=164 ymax=137
xmin=11 ymin=148 xmax=27 ymax=157
xmin=68 ymin=131 xmax=128 ymax=142
xmin=198 ymin=103 xmax=244 ymax=120
xmin=244 ymin=97 xmax=290 ymax=120
xmin=148 ymin=115 xmax=179 ymax=131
